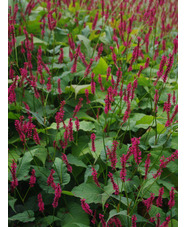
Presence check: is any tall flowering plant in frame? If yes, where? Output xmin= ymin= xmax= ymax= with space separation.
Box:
xmin=8 ymin=0 xmax=178 ymax=226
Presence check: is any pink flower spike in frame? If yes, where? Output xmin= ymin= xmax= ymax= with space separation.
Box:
xmin=29 ymin=169 xmax=36 ymax=187
xmin=33 ymin=128 xmax=40 ymax=145
xmin=131 ymin=215 xmax=137 ymax=227
xmin=160 ymin=215 xmax=171 ymax=227
xmin=47 ymin=169 xmax=56 ymax=189
xmin=91 ymin=73 xmax=96 ymax=95
xmin=73 ymin=98 xmax=83 ymax=118
xmin=75 ymin=117 xmax=80 ymax=131
xmin=80 ymin=199 xmax=92 ymax=215
xmin=108 ymin=172 xmax=119 ymax=195
xmin=120 ymin=154 xmax=127 ymax=182
xmin=144 ymin=153 xmax=151 ymax=180
xmin=62 ymin=153 xmax=72 ymax=173
xmin=98 ymin=74 xmax=104 ymax=91
xmin=99 ymin=214 xmax=106 ymax=227
xmin=129 ymin=137 xmax=142 ymax=165
xmin=91 ymin=133 xmax=96 ymax=152
xmin=168 ymin=187 xmax=175 ymax=209
xmin=58 ymin=48 xmax=64 ymax=63
xmin=57 ymin=78 xmax=62 ymax=95
xmin=52 ymin=183 xmax=62 ymax=208
xmin=91 ymin=167 xmax=100 ymax=187
xmin=156 ymin=187 xmax=164 ymax=207
xmin=85 ymin=89 xmax=90 ymax=104
xmin=10 ymin=160 xmax=18 ymax=191
xmin=142 ymin=193 xmax=155 ymax=212
xmin=38 ymin=193 xmax=44 ymax=212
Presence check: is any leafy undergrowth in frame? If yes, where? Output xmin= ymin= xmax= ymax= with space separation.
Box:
xmin=8 ymin=0 xmax=178 ymax=226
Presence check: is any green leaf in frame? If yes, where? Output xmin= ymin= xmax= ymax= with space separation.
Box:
xmin=149 ymin=133 xmax=168 ymax=148
xmin=40 ymin=216 xmax=60 ymax=226
xmin=72 ymin=183 xmax=102 ymax=204
xmin=149 ymin=205 xmax=166 ymax=223
xmin=111 ymin=195 xmax=133 ymax=207
xmin=63 ymin=224 xmax=90 ymax=227
xmin=76 ymin=111 xmax=96 ymax=122
xmin=30 ymin=146 xmax=48 ymax=166
xmin=53 ymin=157 xmax=71 ymax=186
xmin=88 ymin=137 xmax=113 ymax=162
xmin=136 ymin=115 xmax=154 ymax=125
xmin=168 ymin=219 xmax=178 ymax=227
xmin=54 ymin=27 xmax=69 ymax=42
xmin=171 ymin=133 xmax=178 ymax=149
xmin=65 ymin=84 xmax=91 ymax=99
xmin=8 ymin=195 xmax=17 ymax=213
xmin=77 ymin=34 xmax=91 ymax=55
xmin=84 ymin=164 xmax=99 ymax=183
xmin=9 ymin=210 xmax=35 ymax=223
xmin=8 ymin=112 xmax=20 ymax=120
xmin=16 ymin=152 xmax=33 ymax=181
xmin=79 ymin=121 xmax=95 ymax=131
xmin=93 ymin=57 xmax=108 ymax=75
xmin=33 ymin=36 xmax=47 ymax=46
xmin=107 ymin=209 xmax=128 ymax=223
xmin=67 ymin=154 xmax=87 ymax=168
xmin=15 ymin=35 xmax=26 ymax=48
xmin=8 ymin=150 xmax=20 ymax=168
xmin=34 ymin=167 xmax=52 ymax=193
xmin=57 ymin=202 xmax=90 ymax=226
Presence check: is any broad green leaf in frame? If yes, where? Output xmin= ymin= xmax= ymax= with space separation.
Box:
xmin=54 ymin=27 xmax=69 ymax=42
xmin=8 ymin=112 xmax=20 ymax=120
xmin=40 ymin=216 xmax=60 ymax=226
xmin=101 ymin=183 xmax=115 ymax=207
xmin=111 ymin=195 xmax=133 ymax=207
xmin=63 ymin=224 xmax=89 ymax=227
xmin=171 ymin=133 xmax=178 ymax=149
xmin=8 ymin=150 xmax=20 ymax=169
xmin=107 ymin=209 xmax=128 ymax=223
xmin=77 ymin=35 xmax=91 ymax=50
xmin=149 ymin=133 xmax=168 ymax=148
xmin=33 ymin=36 xmax=47 ymax=46
xmin=8 ymin=195 xmax=17 ymax=213
xmin=67 ymin=154 xmax=87 ymax=168
xmin=16 ymin=152 xmax=33 ymax=181
xmin=134 ymin=214 xmax=150 ymax=223
xmin=34 ymin=167 xmax=52 ymax=193
xmin=53 ymin=157 xmax=71 ymax=186
xmin=9 ymin=210 xmax=35 ymax=223
xmin=168 ymin=219 xmax=178 ymax=227
xmin=57 ymin=202 xmax=90 ymax=226
xmin=72 ymin=183 xmax=102 ymax=204
xmin=76 ymin=112 xmax=96 ymax=122
xmin=79 ymin=121 xmax=95 ymax=131
xmin=93 ymin=57 xmax=108 ymax=75
xmin=88 ymin=137 xmax=113 ymax=162
xmin=65 ymin=84 xmax=91 ymax=99
xmin=15 ymin=35 xmax=26 ymax=48
xmin=31 ymin=147 xmax=48 ymax=166
xmin=136 ymin=115 xmax=154 ymax=125
xmin=149 ymin=205 xmax=166 ymax=223
xmin=84 ymin=164 xmax=99 ymax=183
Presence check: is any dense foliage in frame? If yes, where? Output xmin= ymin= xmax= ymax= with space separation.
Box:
xmin=8 ymin=0 xmax=178 ymax=226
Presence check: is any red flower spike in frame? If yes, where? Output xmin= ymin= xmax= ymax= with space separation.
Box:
xmin=38 ymin=193 xmax=44 ymax=212
xmin=80 ymin=199 xmax=92 ymax=215
xmin=91 ymin=167 xmax=100 ymax=187
xmin=29 ymin=169 xmax=36 ymax=187
xmin=91 ymin=133 xmax=96 ymax=152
